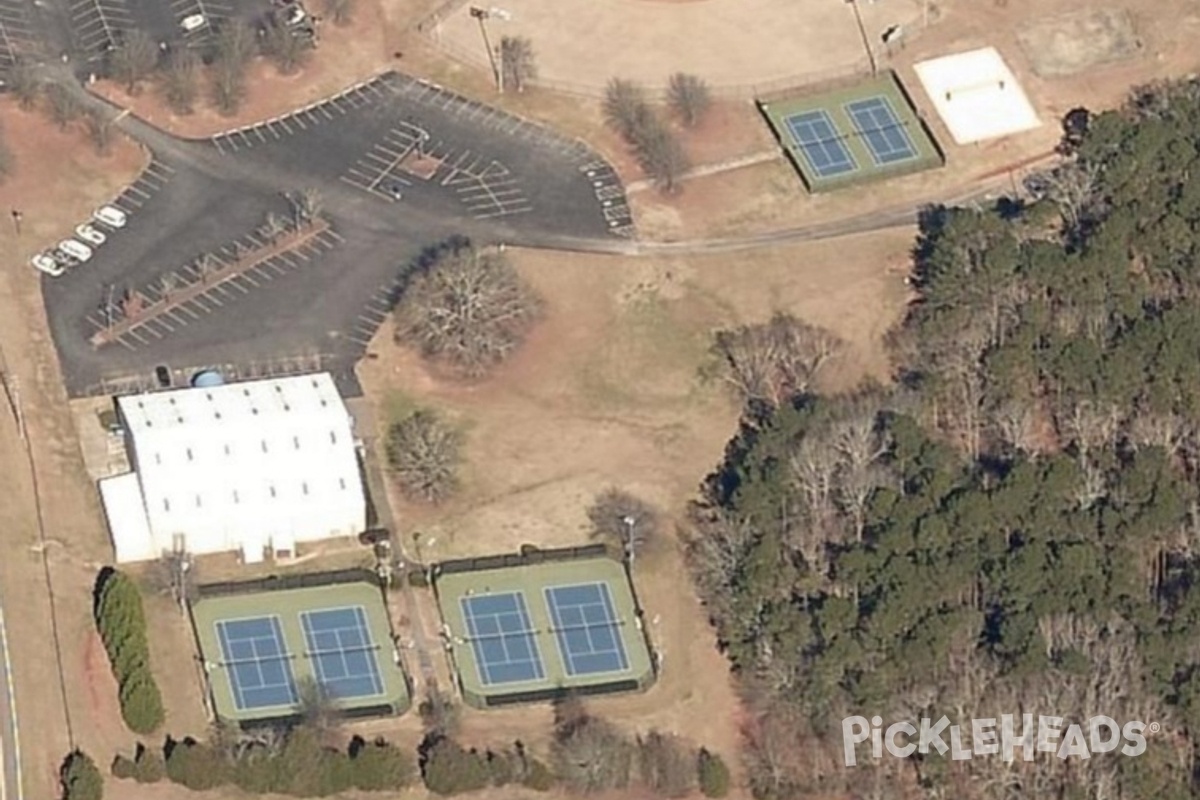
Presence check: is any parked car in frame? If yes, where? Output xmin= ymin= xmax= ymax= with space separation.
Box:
xmin=93 ymin=205 xmax=127 ymax=229
xmin=181 ymin=13 xmax=206 ymax=32
xmin=75 ymin=222 xmax=107 ymax=246
xmin=57 ymin=239 xmax=93 ymax=263
xmin=30 ymin=252 xmax=65 ymax=277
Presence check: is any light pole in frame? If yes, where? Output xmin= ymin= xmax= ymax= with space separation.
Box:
xmin=469 ymin=7 xmax=501 ymax=91
xmin=621 ymin=515 xmax=636 ymax=568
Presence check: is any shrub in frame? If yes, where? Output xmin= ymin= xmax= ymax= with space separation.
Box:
xmin=110 ymin=754 xmax=136 ymax=780
xmin=486 ymin=749 xmax=517 ymax=786
xmin=132 ymin=744 xmax=166 ymax=783
xmin=119 ymin=673 xmax=165 ymax=734
xmin=422 ymin=736 xmax=491 ymax=795
xmin=232 ymin=744 xmax=280 ymax=794
xmin=636 ymin=731 xmax=695 ymax=798
xmin=275 ymin=726 xmax=353 ymax=797
xmin=350 ymin=736 xmax=416 ymax=791
xmin=94 ymin=570 xmax=164 ymax=733
xmin=697 ymin=748 xmax=731 ymax=798
xmin=61 ymin=751 xmax=104 ymax=800
xmin=165 ymin=738 xmax=227 ymax=791
xmin=521 ymin=755 xmax=555 ymax=791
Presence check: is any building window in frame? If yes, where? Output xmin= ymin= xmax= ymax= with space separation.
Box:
xmin=261 ymin=440 xmax=268 ymax=453
xmin=269 ymin=486 xmax=277 ymax=498
xmin=163 ymin=498 xmax=170 ymax=512
xmin=224 ymin=444 xmax=231 ymax=456
xmin=154 ymin=453 xmax=162 ymax=465
xmin=330 ymin=431 xmax=337 ymax=445
xmin=233 ymin=490 xmax=240 ymax=503
xmin=186 ymin=447 xmax=194 ymax=461
xmin=195 ymin=494 xmax=202 ymax=508
xmin=293 ymin=436 xmax=300 ymax=450
xmin=302 ymin=482 xmax=309 ymax=495
xmin=338 ymin=477 xmax=346 ymax=490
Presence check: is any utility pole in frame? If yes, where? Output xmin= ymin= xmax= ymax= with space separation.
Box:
xmin=10 ymin=210 xmax=22 ymax=237
xmin=469 ymin=7 xmax=501 ymax=91
xmin=848 ymin=0 xmax=877 ymax=76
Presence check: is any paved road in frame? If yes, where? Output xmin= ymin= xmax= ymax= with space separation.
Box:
xmin=0 ymin=609 xmax=23 ymax=800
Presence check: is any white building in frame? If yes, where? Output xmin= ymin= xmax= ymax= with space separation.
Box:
xmin=99 ymin=372 xmax=367 ymax=564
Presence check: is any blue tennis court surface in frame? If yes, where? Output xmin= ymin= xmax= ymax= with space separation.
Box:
xmin=300 ymin=606 xmax=385 ymax=700
xmin=461 ymin=592 xmax=546 ymax=686
xmin=545 ymin=583 xmax=630 ymax=677
xmin=784 ymin=110 xmax=858 ymax=178
xmin=215 ymin=616 xmax=298 ymax=711
xmin=844 ymin=96 xmax=918 ymax=165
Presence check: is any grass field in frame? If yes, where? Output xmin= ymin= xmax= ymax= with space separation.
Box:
xmin=761 ymin=70 xmax=944 ymax=192
xmin=434 ymin=557 xmax=654 ymax=708
xmin=190 ymin=581 xmax=410 ymax=722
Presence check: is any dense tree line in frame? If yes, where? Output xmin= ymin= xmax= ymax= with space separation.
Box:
xmin=94 ymin=570 xmax=165 ymax=734
xmin=689 ymin=80 xmax=1200 ymax=799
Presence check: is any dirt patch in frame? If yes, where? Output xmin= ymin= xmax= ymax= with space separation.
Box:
xmin=357 ymin=233 xmax=912 ymax=793
xmin=1017 ymin=8 xmax=1143 ymax=77
xmin=0 ymin=100 xmax=146 ymax=797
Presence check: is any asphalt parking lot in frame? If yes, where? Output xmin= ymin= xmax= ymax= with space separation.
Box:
xmin=41 ymin=70 xmax=634 ymax=398
xmin=0 ymin=0 xmax=34 ymax=68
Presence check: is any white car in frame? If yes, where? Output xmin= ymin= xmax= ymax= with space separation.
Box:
xmin=75 ymin=223 xmax=107 ymax=246
xmin=181 ymin=13 xmax=206 ymax=31
xmin=30 ymin=253 xmax=65 ymax=277
xmin=58 ymin=239 xmax=93 ymax=263
xmin=93 ymin=205 xmax=127 ymax=229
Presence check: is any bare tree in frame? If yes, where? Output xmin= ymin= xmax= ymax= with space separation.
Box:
xmin=602 ymin=78 xmax=651 ymax=139
xmin=667 ymin=72 xmax=711 ymax=128
xmin=552 ymin=714 xmax=634 ymax=794
xmin=684 ymin=511 xmax=755 ymax=613
xmin=260 ymin=211 xmax=287 ymax=243
xmin=194 ymin=253 xmax=221 ymax=283
xmin=216 ymin=17 xmax=257 ymax=68
xmin=635 ymin=731 xmax=695 ymax=798
xmin=287 ymin=188 xmax=322 ymax=227
xmin=385 ymin=409 xmax=463 ymax=503
xmin=159 ymin=47 xmax=200 ymax=115
xmin=587 ymin=488 xmax=659 ymax=558
xmin=210 ymin=62 xmax=247 ymax=117
xmin=109 ymin=29 xmax=159 ymax=93
xmin=499 ymin=36 xmax=537 ymax=93
xmin=1039 ymin=160 xmax=1102 ymax=237
xmin=417 ymin=686 xmax=460 ymax=738
xmin=263 ymin=24 xmax=310 ymax=75
xmin=994 ymin=400 xmax=1041 ymax=456
xmin=633 ymin=118 xmax=689 ymax=192
xmin=158 ymin=272 xmax=180 ymax=301
xmin=710 ymin=313 xmax=844 ymax=410
xmin=295 ymin=676 xmax=341 ymax=740
xmin=322 ymin=0 xmax=355 ymax=24
xmin=84 ymin=110 xmax=114 ymax=157
xmin=44 ymin=82 xmax=82 ymax=131
xmin=394 ymin=242 xmax=543 ymax=377
xmin=7 ymin=59 xmax=41 ymax=111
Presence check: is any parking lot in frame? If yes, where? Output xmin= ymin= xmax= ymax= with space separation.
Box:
xmin=40 ymin=69 xmax=634 ymax=397
xmin=0 ymin=0 xmax=32 ymax=68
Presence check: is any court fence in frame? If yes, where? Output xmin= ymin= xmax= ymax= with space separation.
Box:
xmin=431 ymin=544 xmax=660 ymax=708
xmin=195 ymin=567 xmax=382 ymax=599
xmin=189 ymin=568 xmax=413 ymax=728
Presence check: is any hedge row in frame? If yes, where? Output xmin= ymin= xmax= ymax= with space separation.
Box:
xmin=95 ymin=570 xmax=165 ymax=734
xmin=420 ymin=736 xmax=554 ymax=795
xmin=156 ymin=730 xmax=415 ymax=796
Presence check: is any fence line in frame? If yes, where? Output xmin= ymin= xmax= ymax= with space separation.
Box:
xmin=427 ymin=34 xmax=876 ymax=101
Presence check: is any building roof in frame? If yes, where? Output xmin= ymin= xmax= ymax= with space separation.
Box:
xmin=116 ymin=373 xmax=363 ymax=550
xmin=914 ymin=47 xmax=1041 ymax=145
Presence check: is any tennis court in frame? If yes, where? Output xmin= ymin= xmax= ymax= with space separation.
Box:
xmin=191 ymin=580 xmax=410 ymax=722
xmin=460 ymin=592 xmax=546 ymax=685
xmin=545 ymin=582 xmax=629 ymax=676
xmin=434 ymin=555 xmax=655 ymax=707
xmin=761 ymin=70 xmax=943 ymax=192
xmin=300 ymin=606 xmax=386 ymax=700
